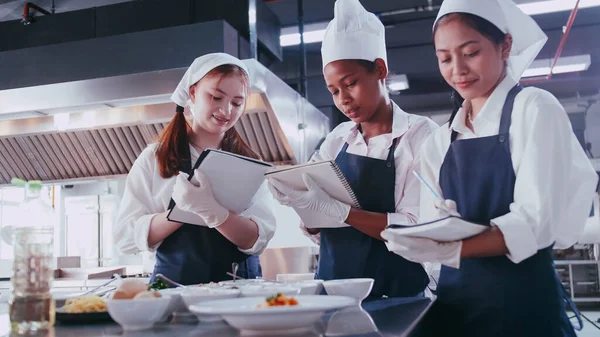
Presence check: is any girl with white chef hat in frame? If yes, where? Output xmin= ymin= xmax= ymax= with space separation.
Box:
xmin=269 ymin=0 xmax=438 ymax=300
xmin=381 ymin=0 xmax=598 ymax=335
xmin=114 ymin=53 xmax=276 ymax=285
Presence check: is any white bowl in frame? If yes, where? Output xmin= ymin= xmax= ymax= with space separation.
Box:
xmin=181 ymin=287 xmax=241 ymax=323
xmin=105 ymin=295 xmax=172 ymax=331
xmin=157 ymin=288 xmax=188 ymax=322
xmin=276 ymin=273 xmax=316 ymax=282
xmin=280 ymin=280 xmax=324 ymax=295
xmin=240 ymin=285 xmax=301 ymax=298
xmin=218 ymin=279 xmax=265 ymax=287
xmin=322 ymin=278 xmax=374 ymax=302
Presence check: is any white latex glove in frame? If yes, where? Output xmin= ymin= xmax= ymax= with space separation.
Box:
xmin=300 ymin=222 xmax=321 ymax=246
xmin=434 ymin=199 xmax=461 ymax=217
xmin=268 ymin=174 xmax=351 ymax=224
xmin=172 ymin=169 xmax=229 ymax=228
xmin=381 ymin=231 xmax=462 ymax=269
xmin=268 ymin=179 xmax=292 ymax=206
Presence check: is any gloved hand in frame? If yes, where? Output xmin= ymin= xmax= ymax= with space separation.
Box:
xmin=381 ymin=231 xmax=462 ymax=269
xmin=268 ymin=173 xmax=351 ymax=224
xmin=299 ymin=222 xmax=321 ymax=246
xmin=172 ymin=169 xmax=229 ymax=228
xmin=434 ymin=199 xmax=461 ymax=217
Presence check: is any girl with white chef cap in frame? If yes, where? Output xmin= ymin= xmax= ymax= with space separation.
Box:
xmin=114 ymin=53 xmax=276 ymax=285
xmin=269 ymin=0 xmax=438 ymax=300
xmin=382 ymin=0 xmax=598 ymax=335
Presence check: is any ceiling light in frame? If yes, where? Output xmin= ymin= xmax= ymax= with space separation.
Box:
xmin=388 ymin=74 xmax=410 ymax=92
xmin=279 ymin=1 xmax=600 ymax=47
xmin=280 ymin=22 xmax=329 ymax=47
xmin=522 ymin=54 xmax=591 ymax=78
xmin=518 ymin=0 xmax=600 ymax=16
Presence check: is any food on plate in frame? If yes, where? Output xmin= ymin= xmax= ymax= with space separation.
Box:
xmin=63 ymin=295 xmax=107 ymax=313
xmin=132 ymin=290 xmax=161 ymax=299
xmin=257 ymin=293 xmax=299 ymax=308
xmin=117 ymin=279 xmax=149 ymax=299
xmin=111 ymin=279 xmax=163 ymax=300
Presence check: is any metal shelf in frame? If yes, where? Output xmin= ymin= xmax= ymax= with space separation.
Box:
xmin=555 ymin=259 xmax=600 ymax=304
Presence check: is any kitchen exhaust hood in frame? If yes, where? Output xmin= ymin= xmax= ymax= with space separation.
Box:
xmin=0 ymin=59 xmax=329 ymax=186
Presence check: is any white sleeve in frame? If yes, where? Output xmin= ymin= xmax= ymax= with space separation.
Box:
xmin=114 ymin=150 xmax=161 ymax=254
xmin=388 ymin=119 xmax=437 ymax=226
xmin=491 ymin=91 xmax=597 ymax=263
xmin=238 ymin=181 xmax=277 ymax=255
xmin=418 ymin=135 xmax=447 ymax=223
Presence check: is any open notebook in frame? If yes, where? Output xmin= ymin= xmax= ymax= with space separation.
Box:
xmin=167 ymin=149 xmax=273 ymax=226
xmin=265 ymin=160 xmax=360 ymax=228
xmin=385 ymin=216 xmax=489 ymax=242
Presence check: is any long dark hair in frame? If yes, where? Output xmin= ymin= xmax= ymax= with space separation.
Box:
xmin=433 ymin=13 xmax=507 ymax=125
xmin=155 ymin=64 xmax=259 ymax=178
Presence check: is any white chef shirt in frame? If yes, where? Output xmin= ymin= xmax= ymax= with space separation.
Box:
xmin=114 ymin=143 xmax=276 ymax=256
xmin=311 ymin=102 xmax=439 ymax=227
xmin=419 ymin=74 xmax=598 ymax=263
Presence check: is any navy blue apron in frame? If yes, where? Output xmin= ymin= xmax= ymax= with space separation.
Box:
xmin=434 ymin=85 xmax=577 ymax=336
xmin=317 ymin=137 xmax=429 ymax=299
xmin=150 ymin=146 xmax=261 ymax=285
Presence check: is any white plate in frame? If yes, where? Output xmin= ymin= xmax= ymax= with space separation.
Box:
xmin=240 ymin=286 xmax=300 ymax=298
xmin=189 ymin=295 xmax=355 ymax=335
xmin=180 ymin=287 xmax=241 ymax=323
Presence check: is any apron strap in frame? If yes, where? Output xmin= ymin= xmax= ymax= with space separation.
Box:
xmin=339 ymin=141 xmax=350 ymax=154
xmin=497 ymin=84 xmax=523 ymax=137
xmin=450 ymin=130 xmax=459 ymax=143
xmin=450 ymin=84 xmax=523 ymax=144
xmin=386 ymin=137 xmax=399 ymax=168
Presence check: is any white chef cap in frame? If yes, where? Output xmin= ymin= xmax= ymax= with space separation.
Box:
xmin=433 ymin=0 xmax=547 ymax=80
xmin=170 ymin=53 xmax=249 ymax=111
xmin=321 ymin=0 xmax=387 ymax=70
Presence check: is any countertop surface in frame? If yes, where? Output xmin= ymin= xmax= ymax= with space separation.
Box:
xmin=0 ymin=296 xmax=434 ymax=337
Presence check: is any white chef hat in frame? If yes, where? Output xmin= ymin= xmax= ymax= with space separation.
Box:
xmin=321 ymin=0 xmax=387 ymax=70
xmin=433 ymin=0 xmax=547 ymax=80
xmin=170 ymin=53 xmax=249 ymax=112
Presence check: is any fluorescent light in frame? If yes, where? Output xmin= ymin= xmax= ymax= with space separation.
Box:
xmin=388 ymin=74 xmax=409 ymax=91
xmin=522 ymin=67 xmax=552 ymax=77
xmin=518 ymin=0 xmax=600 ymax=16
xmin=280 ymin=29 xmax=327 ymax=47
xmin=280 ymin=22 xmax=329 ymax=47
xmin=522 ymin=54 xmax=591 ymax=77
xmin=279 ymin=1 xmax=600 ymax=46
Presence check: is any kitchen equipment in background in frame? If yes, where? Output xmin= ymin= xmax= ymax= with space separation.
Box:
xmin=64 ymin=195 xmax=118 ymax=268
xmin=259 ymin=246 xmax=318 ymax=281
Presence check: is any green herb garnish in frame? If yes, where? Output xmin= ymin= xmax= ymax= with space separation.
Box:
xmin=148 ymin=279 xmax=169 ymax=290
xmin=266 ymin=292 xmax=282 ymax=302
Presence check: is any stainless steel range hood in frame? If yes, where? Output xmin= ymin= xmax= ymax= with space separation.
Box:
xmin=0 ymin=59 xmax=329 ymax=186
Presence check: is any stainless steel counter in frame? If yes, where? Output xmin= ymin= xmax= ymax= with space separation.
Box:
xmin=0 ymin=297 xmax=434 ymax=337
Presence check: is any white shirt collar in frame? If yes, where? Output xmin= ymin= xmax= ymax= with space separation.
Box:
xmin=343 ymin=101 xmax=410 ymax=143
xmin=450 ymin=75 xmax=518 ymax=134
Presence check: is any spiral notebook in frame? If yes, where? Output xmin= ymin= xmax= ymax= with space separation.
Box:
xmin=265 ymin=161 xmax=360 ymax=228
xmin=385 ymin=216 xmax=488 ymax=241
xmin=167 ymin=149 xmax=273 ymax=226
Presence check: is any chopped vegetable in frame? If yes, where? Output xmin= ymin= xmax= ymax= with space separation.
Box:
xmin=148 ymin=279 xmax=169 ymax=290
xmin=258 ymin=293 xmax=299 ymax=307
